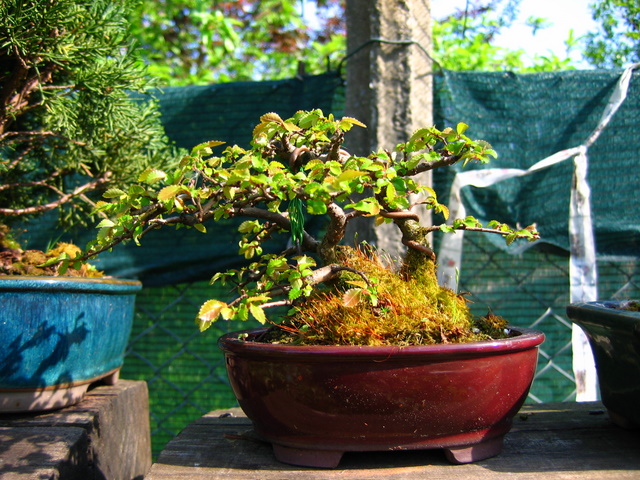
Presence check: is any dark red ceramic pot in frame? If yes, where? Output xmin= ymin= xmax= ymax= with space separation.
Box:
xmin=219 ymin=327 xmax=544 ymax=468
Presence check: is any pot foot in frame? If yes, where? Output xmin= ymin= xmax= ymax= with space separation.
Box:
xmin=0 ymin=384 xmax=90 ymax=413
xmin=272 ymin=444 xmax=344 ymax=468
xmin=443 ymin=435 xmax=504 ymax=464
xmin=607 ymin=409 xmax=639 ymax=429
xmin=101 ymin=369 xmax=120 ymax=386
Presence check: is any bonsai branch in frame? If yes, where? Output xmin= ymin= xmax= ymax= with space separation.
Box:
xmin=229 ymin=263 xmax=373 ymax=312
xmin=404 ymin=154 xmax=464 ymax=176
xmin=0 ymin=174 xmax=111 ymax=216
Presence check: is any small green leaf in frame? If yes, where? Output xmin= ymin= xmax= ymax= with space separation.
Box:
xmin=95 ymin=219 xmax=115 ymax=228
xmin=346 ymin=198 xmax=381 ymax=215
xmin=103 ymin=188 xmax=126 ymax=199
xmin=196 ymin=300 xmax=227 ymax=331
xmin=336 ymin=170 xmax=367 ymax=184
xmin=157 ymin=185 xmax=184 ymax=201
xmin=260 ymin=112 xmax=284 ymax=124
xmin=138 ymin=168 xmax=167 ymax=184
xmin=282 ymin=121 xmax=301 ymax=132
xmin=339 ymin=116 xmax=367 ymax=131
xmin=191 ymin=140 xmax=225 ymax=154
xmin=249 ymin=304 xmax=267 ymax=324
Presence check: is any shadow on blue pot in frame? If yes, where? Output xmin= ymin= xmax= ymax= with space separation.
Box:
xmin=0 ymin=276 xmax=141 ymax=412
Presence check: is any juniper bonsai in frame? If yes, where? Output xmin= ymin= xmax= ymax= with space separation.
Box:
xmin=0 ymin=0 xmax=177 ymax=227
xmin=85 ymin=110 xmax=539 ymax=346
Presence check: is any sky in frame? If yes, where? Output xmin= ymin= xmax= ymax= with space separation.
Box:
xmin=431 ymin=0 xmax=598 ymax=68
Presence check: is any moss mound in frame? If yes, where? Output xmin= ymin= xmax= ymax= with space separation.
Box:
xmin=263 ymin=245 xmax=509 ymax=346
xmin=0 ymin=225 xmax=103 ymax=277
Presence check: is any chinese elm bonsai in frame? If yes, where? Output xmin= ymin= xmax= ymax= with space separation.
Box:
xmin=84 ymin=110 xmax=539 ymax=346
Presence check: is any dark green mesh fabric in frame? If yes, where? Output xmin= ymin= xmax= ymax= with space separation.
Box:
xmin=433 ymin=69 xmax=640 ymax=257
xmin=156 ymin=72 xmax=345 ymax=150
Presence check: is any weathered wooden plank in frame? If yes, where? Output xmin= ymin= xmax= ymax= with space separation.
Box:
xmin=147 ymin=402 xmax=640 ymax=480
xmin=0 ymin=380 xmax=151 ymax=480
xmin=0 ymin=427 xmax=90 ymax=480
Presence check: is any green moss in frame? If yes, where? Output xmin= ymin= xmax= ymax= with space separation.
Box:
xmin=263 ymin=245 xmax=509 ymax=346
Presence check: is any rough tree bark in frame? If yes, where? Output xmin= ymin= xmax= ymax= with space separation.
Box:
xmin=344 ymin=0 xmax=433 ymax=260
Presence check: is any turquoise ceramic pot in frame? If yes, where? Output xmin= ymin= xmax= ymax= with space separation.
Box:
xmin=567 ymin=301 xmax=640 ymax=428
xmin=0 ymin=276 xmax=141 ymax=412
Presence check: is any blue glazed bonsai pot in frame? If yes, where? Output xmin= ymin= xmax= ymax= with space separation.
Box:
xmin=567 ymin=300 xmax=640 ymax=428
xmin=0 ymin=276 xmax=141 ymax=412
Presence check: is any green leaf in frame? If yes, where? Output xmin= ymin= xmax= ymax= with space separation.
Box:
xmin=103 ymin=188 xmax=126 ymax=199
xmin=95 ymin=219 xmax=115 ymax=228
xmin=238 ymin=220 xmax=259 ymax=233
xmin=456 ymin=122 xmax=469 ymax=135
xmin=249 ymin=304 xmax=267 ymax=324
xmin=196 ymin=300 xmax=227 ymax=331
xmin=306 ymin=198 xmax=328 ymax=215
xmin=157 ymin=185 xmax=184 ymax=201
xmin=346 ymin=198 xmax=381 ymax=215
xmin=288 ymin=287 xmax=303 ymax=301
xmin=282 ymin=121 xmax=301 ymax=132
xmin=297 ymin=111 xmax=321 ymax=128
xmin=335 ymin=170 xmax=367 ymax=184
xmin=339 ymin=116 xmax=367 ymax=130
xmin=260 ymin=112 xmax=284 ymax=124
xmin=191 ymin=140 xmax=225 ymax=154
xmin=138 ymin=168 xmax=167 ymax=184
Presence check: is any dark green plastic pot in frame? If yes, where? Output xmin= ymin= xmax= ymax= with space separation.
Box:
xmin=567 ymin=300 xmax=640 ymax=428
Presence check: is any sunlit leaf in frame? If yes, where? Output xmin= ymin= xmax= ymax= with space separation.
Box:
xmin=342 ymin=288 xmax=363 ymax=308
xmin=138 ymin=168 xmax=167 ymax=184
xmin=249 ymin=304 xmax=267 ymax=324
xmin=196 ymin=300 xmax=228 ymax=331
xmin=260 ymin=112 xmax=283 ymax=124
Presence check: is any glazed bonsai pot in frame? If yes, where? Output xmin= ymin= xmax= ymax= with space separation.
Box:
xmin=0 ymin=276 xmax=141 ymax=412
xmin=567 ymin=300 xmax=640 ymax=428
xmin=219 ymin=326 xmax=544 ymax=468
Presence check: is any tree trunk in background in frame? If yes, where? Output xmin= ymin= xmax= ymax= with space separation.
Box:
xmin=344 ymin=0 xmax=433 ymax=260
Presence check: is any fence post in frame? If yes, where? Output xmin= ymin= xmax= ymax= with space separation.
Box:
xmin=344 ymin=0 xmax=433 ymax=258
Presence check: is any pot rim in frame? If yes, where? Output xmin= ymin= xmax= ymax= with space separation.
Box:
xmin=567 ymin=300 xmax=640 ymax=330
xmin=218 ymin=326 xmax=544 ymax=362
xmin=568 ymin=300 xmax=640 ymax=313
xmin=0 ymin=275 xmax=142 ymax=293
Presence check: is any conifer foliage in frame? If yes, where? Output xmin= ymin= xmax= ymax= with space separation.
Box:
xmin=0 ymin=0 xmax=176 ymax=226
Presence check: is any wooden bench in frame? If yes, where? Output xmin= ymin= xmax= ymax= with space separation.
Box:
xmin=0 ymin=380 xmax=151 ymax=480
xmin=147 ymin=401 xmax=640 ymax=479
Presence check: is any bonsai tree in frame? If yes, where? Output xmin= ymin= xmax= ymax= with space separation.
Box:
xmin=0 ymin=0 xmax=176 ymax=227
xmin=84 ymin=110 xmax=539 ymax=346
xmin=0 ymin=0 xmax=177 ymax=275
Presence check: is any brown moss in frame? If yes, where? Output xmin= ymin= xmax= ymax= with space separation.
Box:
xmin=0 ymin=226 xmax=103 ymax=277
xmin=264 ymin=245 xmax=509 ymax=346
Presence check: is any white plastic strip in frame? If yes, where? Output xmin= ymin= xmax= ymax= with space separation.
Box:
xmin=437 ymin=148 xmax=581 ymax=289
xmin=569 ymin=146 xmax=599 ymax=401
xmin=437 ymin=65 xmax=639 ymax=401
